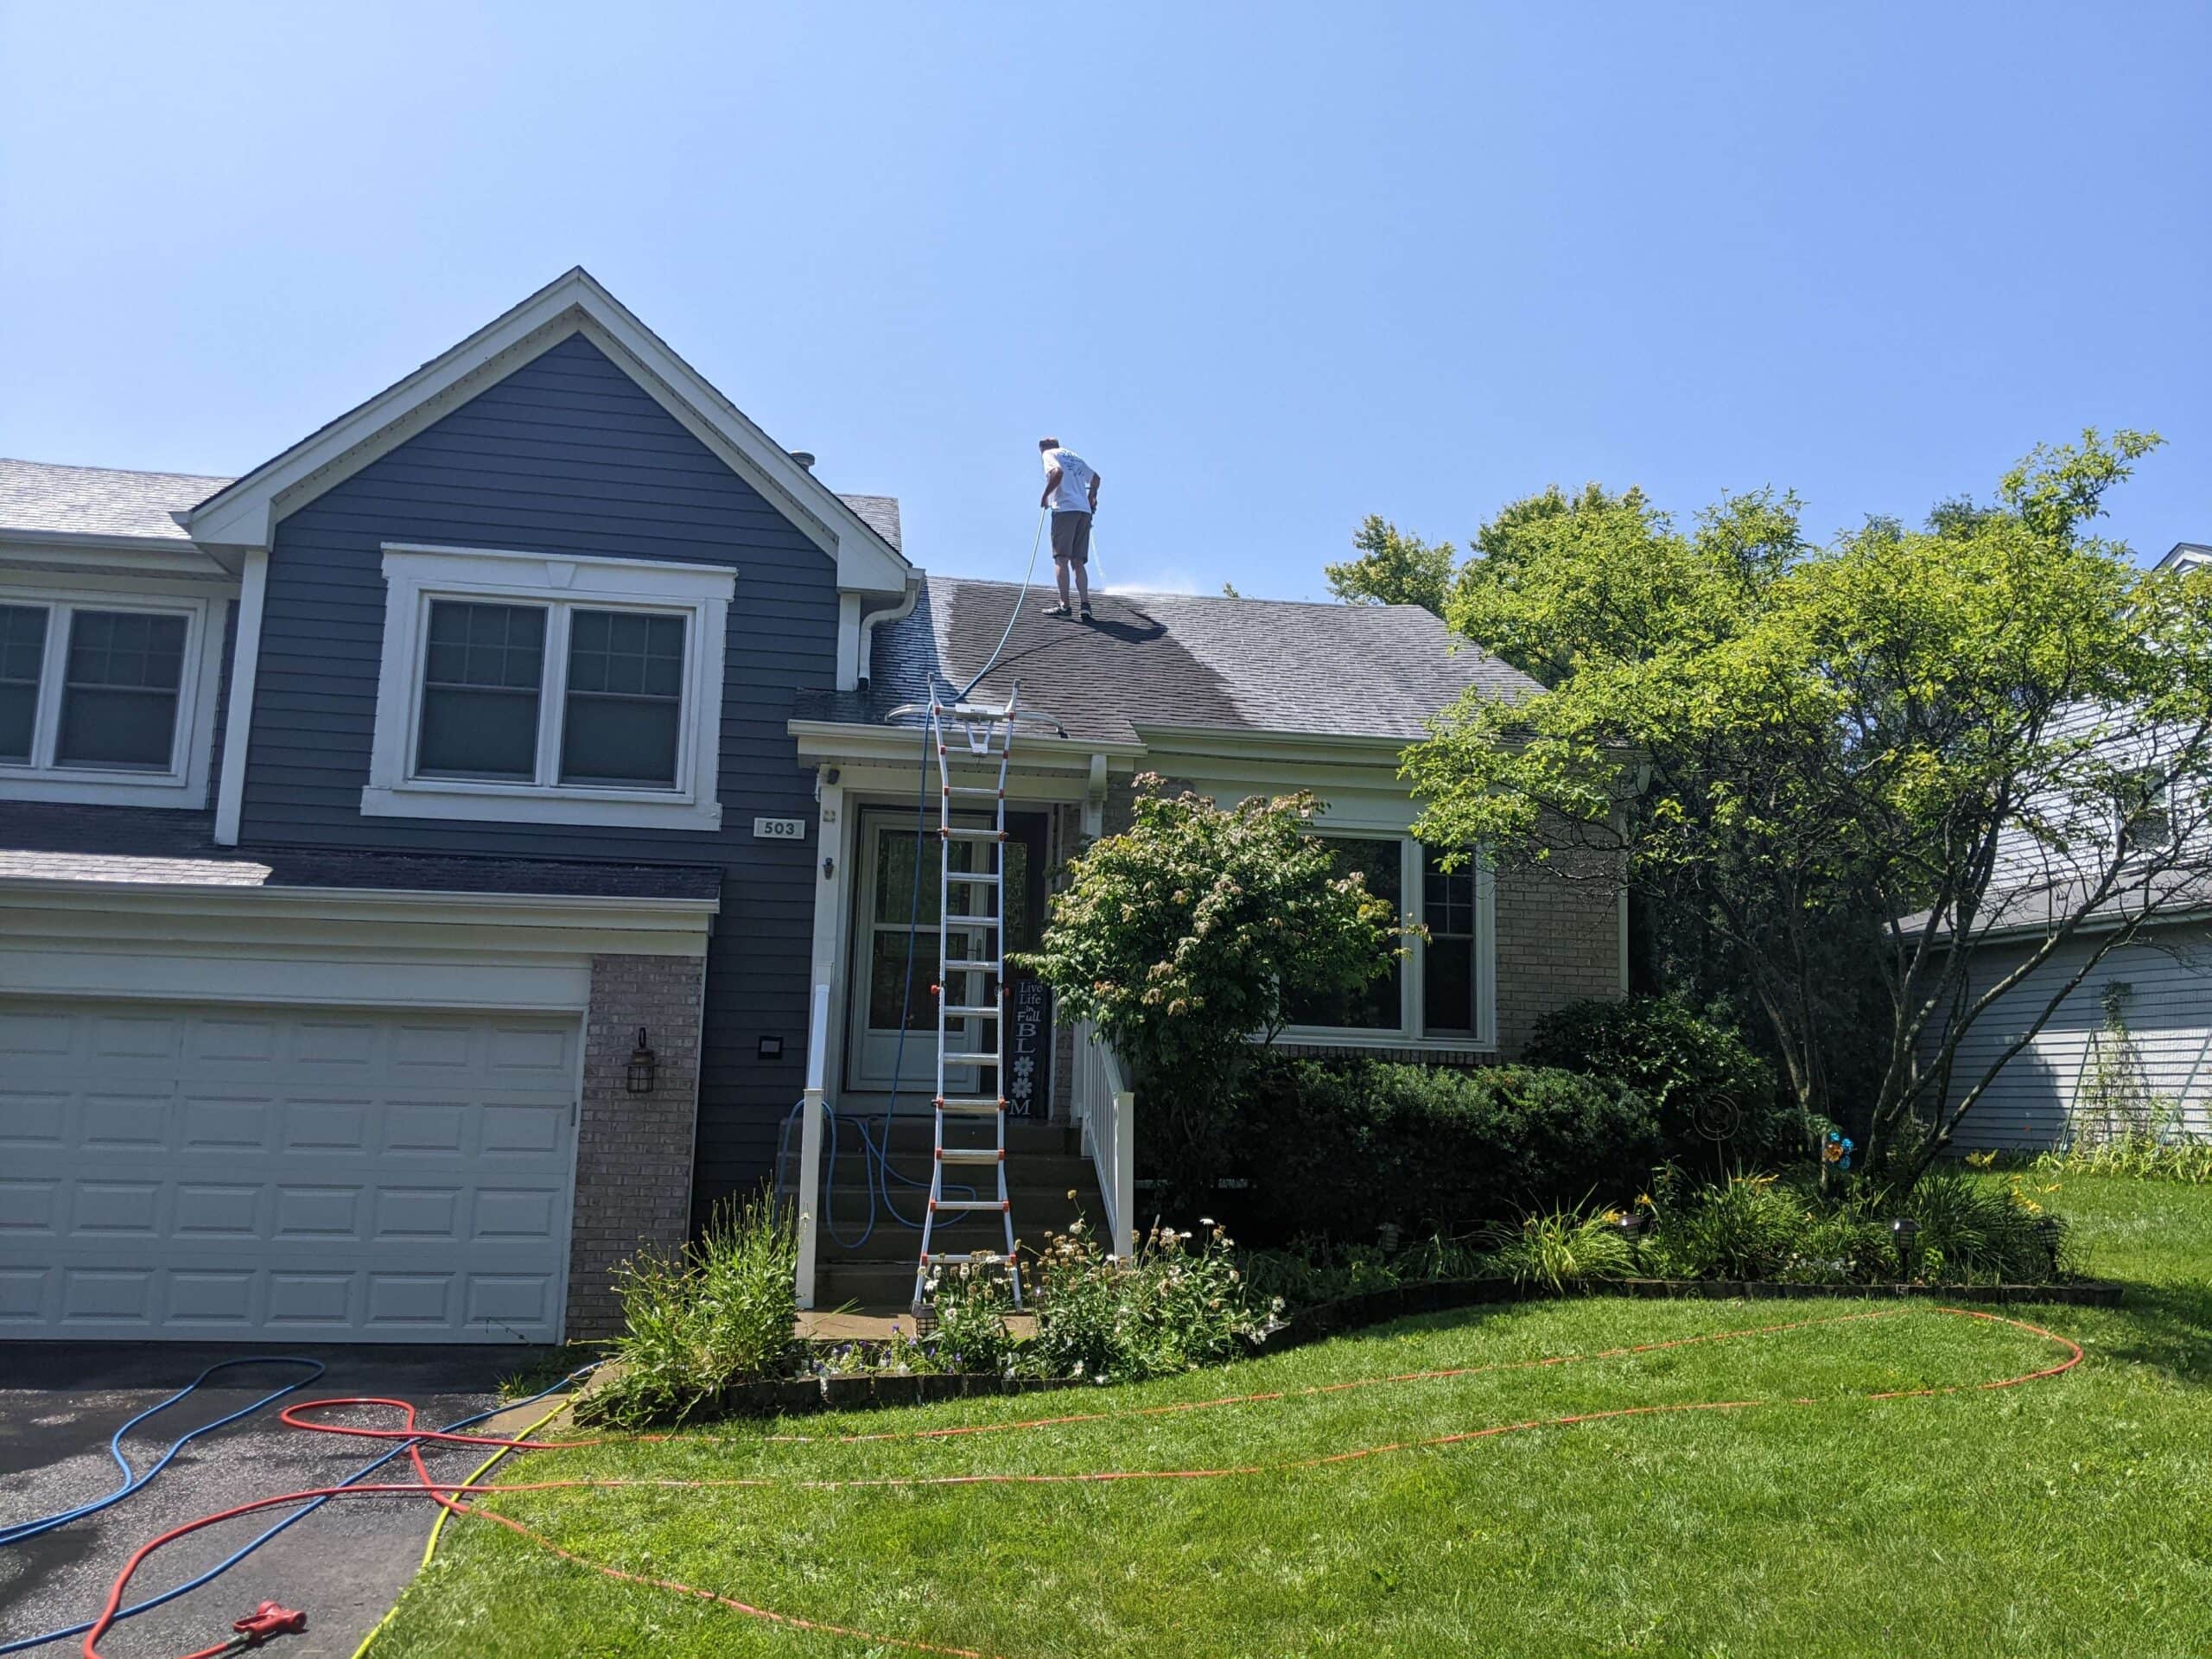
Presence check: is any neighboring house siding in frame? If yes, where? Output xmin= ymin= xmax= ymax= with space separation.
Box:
xmin=1940 ymin=925 xmax=2212 ymax=1150
xmin=239 ymin=333 xmax=838 ymax=1210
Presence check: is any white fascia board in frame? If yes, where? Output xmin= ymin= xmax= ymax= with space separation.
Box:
xmin=181 ymin=268 xmax=912 ymax=595
xmin=0 ymin=531 xmax=237 ymax=581
xmin=788 ymin=718 xmax=1143 ymax=766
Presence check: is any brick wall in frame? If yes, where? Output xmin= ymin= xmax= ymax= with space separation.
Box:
xmin=1493 ymin=849 xmax=1624 ymax=1057
xmin=566 ymin=952 xmax=708 ymax=1338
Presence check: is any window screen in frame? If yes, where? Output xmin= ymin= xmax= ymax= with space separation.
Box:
xmin=1284 ymin=836 xmax=1404 ymax=1030
xmin=1422 ymin=846 xmax=1479 ymax=1034
xmin=55 ymin=609 xmax=186 ymax=770
xmin=560 ymin=609 xmax=685 ymax=786
xmin=416 ymin=601 xmax=544 ymax=779
xmin=0 ymin=604 xmax=47 ymax=764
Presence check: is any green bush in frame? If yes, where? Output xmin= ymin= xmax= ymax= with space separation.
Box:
xmin=1642 ymin=1173 xmax=1812 ymax=1280
xmin=1236 ymin=1059 xmax=1662 ymax=1241
xmin=1639 ymin=1167 xmax=2070 ymax=1286
xmin=1525 ymin=995 xmax=1792 ymax=1166
xmin=1896 ymin=1168 xmax=2069 ymax=1283
xmin=1482 ymin=1207 xmax=1637 ymax=1292
xmin=582 ymin=1192 xmax=798 ymax=1427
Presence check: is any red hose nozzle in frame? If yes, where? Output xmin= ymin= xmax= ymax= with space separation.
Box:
xmin=232 ymin=1601 xmax=307 ymax=1643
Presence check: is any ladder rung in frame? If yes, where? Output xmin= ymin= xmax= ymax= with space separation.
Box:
xmin=938 ymin=1147 xmax=1005 ymax=1165
xmin=942 ymin=1052 xmax=1001 ymax=1066
xmin=944 ymin=1005 xmax=1000 ymax=1018
xmin=940 ymin=960 xmax=1002 ymax=975
xmin=944 ymin=785 xmax=1003 ymax=797
xmin=921 ymin=1253 xmax=999 ymax=1266
xmin=944 ymin=915 xmax=999 ymax=928
xmin=937 ymin=1096 xmax=1006 ymax=1113
xmin=945 ymin=871 xmax=1001 ymax=882
xmin=931 ymin=1198 xmax=1011 ymax=1213
xmin=942 ymin=827 xmax=1007 ymax=841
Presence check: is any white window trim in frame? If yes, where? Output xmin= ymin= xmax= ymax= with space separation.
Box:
xmin=1277 ymin=832 xmax=1497 ymax=1051
xmin=362 ymin=543 xmax=735 ymax=830
xmin=0 ymin=576 xmax=224 ymax=809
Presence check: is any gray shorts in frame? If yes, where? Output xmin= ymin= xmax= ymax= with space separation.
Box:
xmin=1050 ymin=510 xmax=1092 ymax=563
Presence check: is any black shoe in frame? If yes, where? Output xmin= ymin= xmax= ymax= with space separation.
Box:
xmin=1078 ymin=603 xmax=1095 ymax=621
xmin=1045 ymin=601 xmax=1071 ymax=618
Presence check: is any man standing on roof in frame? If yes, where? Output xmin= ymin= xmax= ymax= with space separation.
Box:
xmin=1038 ymin=437 xmax=1100 ymax=620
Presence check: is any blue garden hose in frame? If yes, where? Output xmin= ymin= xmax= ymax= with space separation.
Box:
xmin=0 ymin=1363 xmax=597 ymax=1655
xmin=0 ymin=1356 xmax=326 ymax=1549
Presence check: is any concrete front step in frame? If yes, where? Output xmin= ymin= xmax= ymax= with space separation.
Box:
xmin=817 ymin=1260 xmax=1038 ymax=1308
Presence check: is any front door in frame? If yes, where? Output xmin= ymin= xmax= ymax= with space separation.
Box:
xmin=845 ymin=809 xmax=1043 ymax=1103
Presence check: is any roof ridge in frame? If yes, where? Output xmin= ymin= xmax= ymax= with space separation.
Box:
xmin=1 ymin=455 xmax=237 ymax=484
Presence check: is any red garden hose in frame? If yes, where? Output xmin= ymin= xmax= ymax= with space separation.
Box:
xmin=85 ymin=1306 xmax=2084 ymax=1659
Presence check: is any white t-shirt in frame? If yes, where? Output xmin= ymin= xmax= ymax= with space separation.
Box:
xmin=1042 ymin=448 xmax=1096 ymax=514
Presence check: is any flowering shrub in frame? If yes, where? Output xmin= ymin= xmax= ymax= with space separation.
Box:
xmin=1018 ymin=777 xmax=1400 ymax=1203
xmin=1026 ymin=1210 xmax=1278 ymax=1383
xmin=925 ymin=1255 xmax=1020 ymax=1375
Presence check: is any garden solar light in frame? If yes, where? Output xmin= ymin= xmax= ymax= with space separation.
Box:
xmin=626 ymin=1027 xmax=657 ymax=1095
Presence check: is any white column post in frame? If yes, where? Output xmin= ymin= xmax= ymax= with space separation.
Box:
xmin=794 ymin=772 xmax=848 ymax=1310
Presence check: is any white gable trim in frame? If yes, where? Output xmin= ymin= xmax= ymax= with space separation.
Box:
xmin=180 ymin=268 xmax=911 ymax=596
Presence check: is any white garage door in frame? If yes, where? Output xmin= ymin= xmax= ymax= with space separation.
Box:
xmin=0 ymin=999 xmax=580 ymax=1343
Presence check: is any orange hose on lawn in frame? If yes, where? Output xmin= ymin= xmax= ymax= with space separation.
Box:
xmin=87 ymin=1306 xmax=2084 ymax=1659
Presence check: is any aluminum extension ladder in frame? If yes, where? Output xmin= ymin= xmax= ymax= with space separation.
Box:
xmin=890 ymin=684 xmax=1051 ymax=1312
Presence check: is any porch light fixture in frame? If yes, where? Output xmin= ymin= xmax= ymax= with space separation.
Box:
xmin=626 ymin=1027 xmax=657 ymax=1095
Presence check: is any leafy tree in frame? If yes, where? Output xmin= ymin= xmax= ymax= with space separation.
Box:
xmin=1405 ymin=431 xmax=2212 ymax=1182
xmin=1020 ymin=778 xmax=1398 ymax=1203
xmin=1325 ymin=515 xmax=1456 ymax=614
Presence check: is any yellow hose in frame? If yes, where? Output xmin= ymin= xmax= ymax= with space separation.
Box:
xmin=347 ymin=1397 xmax=572 ymax=1659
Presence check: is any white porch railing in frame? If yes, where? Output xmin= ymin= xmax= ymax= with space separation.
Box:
xmin=1069 ymin=1018 xmax=1136 ymax=1261
xmin=793 ymin=982 xmax=831 ymax=1310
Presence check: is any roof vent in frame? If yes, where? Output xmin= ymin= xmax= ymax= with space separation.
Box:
xmin=790 ymin=450 xmax=816 ymax=471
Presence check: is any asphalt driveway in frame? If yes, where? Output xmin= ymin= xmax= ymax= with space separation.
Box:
xmin=0 ymin=1344 xmax=562 ymax=1658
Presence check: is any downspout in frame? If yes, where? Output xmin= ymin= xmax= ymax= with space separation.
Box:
xmin=856 ymin=574 xmax=921 ymax=693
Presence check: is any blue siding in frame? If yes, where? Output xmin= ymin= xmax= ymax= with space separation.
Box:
xmin=241 ymin=332 xmax=839 ymax=1208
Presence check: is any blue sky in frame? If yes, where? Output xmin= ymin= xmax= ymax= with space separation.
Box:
xmin=2 ymin=3 xmax=2205 ymax=597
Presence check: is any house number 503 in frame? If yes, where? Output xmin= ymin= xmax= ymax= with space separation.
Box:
xmin=753 ymin=817 xmax=808 ymax=841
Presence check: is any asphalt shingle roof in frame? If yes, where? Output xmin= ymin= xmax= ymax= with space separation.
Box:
xmin=794 ymin=575 xmax=1536 ymax=747
xmin=0 ymin=458 xmax=231 ymax=542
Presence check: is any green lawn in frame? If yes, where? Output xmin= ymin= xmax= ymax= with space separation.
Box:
xmin=372 ymin=1175 xmax=2212 ymax=1657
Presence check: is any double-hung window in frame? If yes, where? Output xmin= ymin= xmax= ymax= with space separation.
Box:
xmin=0 ymin=588 xmax=220 ymax=805
xmin=364 ymin=545 xmax=735 ymax=830
xmin=1281 ymin=833 xmax=1497 ymax=1048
